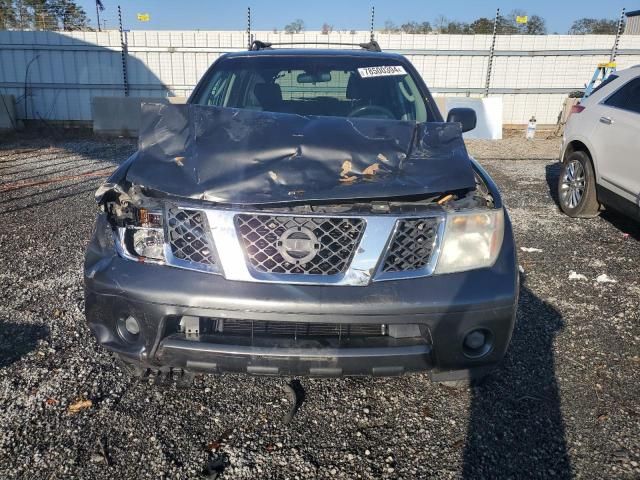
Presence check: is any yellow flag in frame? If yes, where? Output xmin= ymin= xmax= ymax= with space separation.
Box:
xmin=137 ymin=13 xmax=150 ymax=22
xmin=516 ymin=15 xmax=528 ymax=24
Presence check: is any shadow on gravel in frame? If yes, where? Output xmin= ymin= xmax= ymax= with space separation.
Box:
xmin=600 ymin=210 xmax=640 ymax=241
xmin=545 ymin=162 xmax=562 ymax=206
xmin=0 ymin=321 xmax=49 ymax=369
xmin=463 ymin=286 xmax=572 ymax=479
xmin=0 ymin=137 xmax=136 ymax=215
xmin=0 ymin=183 xmax=101 ymax=215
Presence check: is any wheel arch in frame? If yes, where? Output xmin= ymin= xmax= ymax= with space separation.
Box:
xmin=563 ymin=140 xmax=599 ymax=179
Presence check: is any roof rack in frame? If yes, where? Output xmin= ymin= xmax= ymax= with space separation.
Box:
xmin=249 ymin=40 xmax=382 ymax=53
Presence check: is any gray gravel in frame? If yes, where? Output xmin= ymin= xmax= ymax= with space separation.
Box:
xmin=0 ymin=134 xmax=638 ymax=479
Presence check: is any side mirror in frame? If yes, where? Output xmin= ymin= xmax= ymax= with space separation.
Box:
xmin=447 ymin=108 xmax=477 ymax=133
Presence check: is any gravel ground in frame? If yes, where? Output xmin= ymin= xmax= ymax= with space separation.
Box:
xmin=0 ymin=134 xmax=638 ymax=479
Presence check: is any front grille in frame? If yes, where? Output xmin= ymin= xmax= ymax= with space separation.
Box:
xmin=219 ymin=319 xmax=384 ymax=337
xmin=382 ymin=218 xmax=440 ymax=273
xmin=235 ymin=214 xmax=365 ymax=275
xmin=167 ymin=207 xmax=217 ymax=266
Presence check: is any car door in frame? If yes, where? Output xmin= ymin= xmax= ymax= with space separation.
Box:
xmin=588 ymin=76 xmax=640 ymax=208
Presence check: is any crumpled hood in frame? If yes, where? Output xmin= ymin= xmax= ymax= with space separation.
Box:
xmin=125 ymin=103 xmax=476 ymax=204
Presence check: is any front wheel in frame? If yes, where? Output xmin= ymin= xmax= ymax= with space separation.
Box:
xmin=558 ymin=151 xmax=600 ymax=218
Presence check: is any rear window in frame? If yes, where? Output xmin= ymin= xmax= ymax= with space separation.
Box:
xmin=193 ymin=56 xmax=434 ymax=122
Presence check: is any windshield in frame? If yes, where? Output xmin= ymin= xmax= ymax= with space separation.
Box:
xmin=193 ymin=55 xmax=433 ymax=122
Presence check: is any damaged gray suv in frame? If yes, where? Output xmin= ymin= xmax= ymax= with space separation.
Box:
xmin=85 ymin=42 xmax=518 ymax=385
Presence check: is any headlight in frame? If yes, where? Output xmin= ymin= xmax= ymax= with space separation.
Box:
xmin=131 ymin=227 xmax=164 ymax=260
xmin=435 ymin=209 xmax=504 ymax=274
xmin=117 ymin=208 xmax=166 ymax=262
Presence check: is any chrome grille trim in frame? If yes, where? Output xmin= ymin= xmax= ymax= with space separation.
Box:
xmin=375 ymin=217 xmax=445 ymax=282
xmin=381 ymin=218 xmax=441 ymax=272
xmin=116 ymin=205 xmax=448 ymax=285
xmin=205 ymin=209 xmax=400 ymax=286
xmin=163 ymin=205 xmax=220 ymax=274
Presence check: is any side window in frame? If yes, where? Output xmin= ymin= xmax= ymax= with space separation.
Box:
xmin=590 ymin=74 xmax=618 ymax=96
xmin=604 ymin=77 xmax=640 ymax=114
xmin=202 ymin=71 xmax=235 ymax=107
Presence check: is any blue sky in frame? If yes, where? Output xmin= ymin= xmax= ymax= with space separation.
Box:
xmin=80 ymin=0 xmax=632 ymax=33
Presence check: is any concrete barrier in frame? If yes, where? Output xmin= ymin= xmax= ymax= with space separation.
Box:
xmin=0 ymin=95 xmax=17 ymax=132
xmin=92 ymin=96 xmax=186 ymax=136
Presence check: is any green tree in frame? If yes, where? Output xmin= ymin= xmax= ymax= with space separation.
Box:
xmin=3 ymin=0 xmax=89 ymax=30
xmin=433 ymin=15 xmax=448 ymax=32
xmin=13 ymin=0 xmax=34 ymax=29
xmin=494 ymin=10 xmax=547 ymax=35
xmin=569 ymin=18 xmax=619 ymax=34
xmin=284 ymin=19 xmax=304 ymax=34
xmin=441 ymin=21 xmax=471 ymax=34
xmin=432 ymin=16 xmax=471 ymax=34
xmin=400 ymin=21 xmax=432 ymax=34
xmin=522 ymin=15 xmax=547 ymax=35
xmin=382 ymin=20 xmax=400 ymax=33
xmin=25 ymin=0 xmax=57 ymax=29
xmin=0 ymin=0 xmax=18 ymax=29
xmin=51 ymin=0 xmax=89 ymax=30
xmin=469 ymin=17 xmax=494 ymax=34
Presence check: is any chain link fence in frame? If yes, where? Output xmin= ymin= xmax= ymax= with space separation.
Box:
xmin=1 ymin=29 xmax=640 ymax=125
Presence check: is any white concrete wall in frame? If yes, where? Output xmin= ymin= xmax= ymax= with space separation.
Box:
xmin=1 ymin=30 xmax=640 ymax=124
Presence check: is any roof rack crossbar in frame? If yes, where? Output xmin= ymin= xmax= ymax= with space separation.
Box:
xmin=249 ymin=40 xmax=381 ymax=52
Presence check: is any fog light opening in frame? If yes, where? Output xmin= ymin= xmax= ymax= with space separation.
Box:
xmin=117 ymin=316 xmax=141 ymax=344
xmin=462 ymin=328 xmax=493 ymax=359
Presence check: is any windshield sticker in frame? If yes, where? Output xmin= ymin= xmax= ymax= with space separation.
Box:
xmin=357 ymin=66 xmax=407 ymax=78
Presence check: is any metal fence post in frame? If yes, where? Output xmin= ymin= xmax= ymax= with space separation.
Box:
xmin=247 ymin=7 xmax=251 ymax=49
xmin=370 ymin=6 xmax=375 ymax=42
xmin=484 ymin=8 xmax=499 ymax=98
xmin=610 ymin=7 xmax=626 ymax=63
xmin=118 ymin=5 xmax=129 ymax=97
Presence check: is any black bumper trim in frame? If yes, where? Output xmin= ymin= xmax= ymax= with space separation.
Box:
xmin=161 ymin=338 xmax=431 ymax=358
xmin=157 ymin=338 xmax=432 ymax=376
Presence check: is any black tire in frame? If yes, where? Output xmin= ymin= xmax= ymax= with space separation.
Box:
xmin=558 ymin=151 xmax=600 ymax=218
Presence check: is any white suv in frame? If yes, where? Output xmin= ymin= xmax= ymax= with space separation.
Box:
xmin=558 ymin=66 xmax=640 ymax=220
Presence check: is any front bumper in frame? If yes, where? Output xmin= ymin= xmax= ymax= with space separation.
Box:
xmin=84 ymin=213 xmax=518 ymax=380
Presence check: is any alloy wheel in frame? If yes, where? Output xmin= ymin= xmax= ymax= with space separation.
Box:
xmin=560 ymin=160 xmax=586 ymax=209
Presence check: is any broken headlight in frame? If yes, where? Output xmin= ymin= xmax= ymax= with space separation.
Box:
xmin=130 ymin=227 xmax=164 ymax=260
xmin=435 ymin=208 xmax=504 ymax=274
xmin=118 ymin=208 xmax=166 ymax=262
